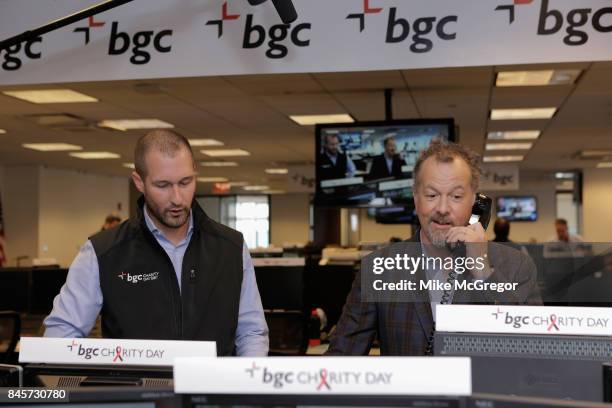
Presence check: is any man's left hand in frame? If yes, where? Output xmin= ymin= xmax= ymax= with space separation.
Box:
xmin=446 ymin=223 xmax=492 ymax=280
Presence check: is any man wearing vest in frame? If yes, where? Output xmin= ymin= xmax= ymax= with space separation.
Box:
xmin=44 ymin=129 xmax=269 ymax=356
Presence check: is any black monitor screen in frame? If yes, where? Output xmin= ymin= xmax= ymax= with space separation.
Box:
xmin=315 ymin=119 xmax=455 ymax=207
xmin=496 ymin=196 xmax=538 ymax=222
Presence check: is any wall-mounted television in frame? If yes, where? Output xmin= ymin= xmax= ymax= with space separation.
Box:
xmin=315 ymin=119 xmax=455 ymax=207
xmin=496 ymin=196 xmax=538 ymax=222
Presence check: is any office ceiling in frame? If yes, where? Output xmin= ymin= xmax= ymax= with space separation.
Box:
xmin=0 ymin=61 xmax=610 ymax=193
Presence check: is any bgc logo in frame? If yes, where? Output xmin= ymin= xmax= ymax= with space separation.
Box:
xmin=0 ymin=37 xmax=42 ymax=71
xmin=207 ymin=2 xmax=311 ymax=59
xmin=117 ymin=271 xmax=160 ymax=284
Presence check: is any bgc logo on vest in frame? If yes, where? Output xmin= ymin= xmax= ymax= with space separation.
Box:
xmin=117 ymin=271 xmax=160 ymax=284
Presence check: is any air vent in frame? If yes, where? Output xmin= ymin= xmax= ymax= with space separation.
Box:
xmin=57 ymin=376 xmax=84 ymax=387
xmin=143 ymin=378 xmax=173 ymax=387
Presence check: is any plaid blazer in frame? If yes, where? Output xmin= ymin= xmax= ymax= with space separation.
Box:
xmin=326 ymin=230 xmax=541 ymax=356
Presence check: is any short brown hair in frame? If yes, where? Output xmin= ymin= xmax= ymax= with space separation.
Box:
xmin=413 ymin=140 xmax=482 ymax=192
xmin=134 ymin=129 xmax=195 ymax=178
xmin=555 ymin=218 xmax=568 ymax=226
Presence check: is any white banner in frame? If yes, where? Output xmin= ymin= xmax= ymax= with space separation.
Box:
xmin=19 ymin=337 xmax=216 ymax=366
xmin=436 ymin=305 xmax=612 ymax=336
xmin=1 ymin=0 xmax=612 ymax=85
xmin=481 ymin=164 xmax=520 ymax=191
xmin=173 ymin=356 xmax=472 ymax=395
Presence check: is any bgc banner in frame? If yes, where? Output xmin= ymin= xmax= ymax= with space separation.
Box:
xmin=0 ymin=0 xmax=611 ymax=85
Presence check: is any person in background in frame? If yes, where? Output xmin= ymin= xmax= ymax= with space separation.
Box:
xmin=319 ymin=134 xmax=356 ymax=180
xmin=551 ymin=218 xmax=584 ymax=243
xmin=101 ymin=214 xmax=121 ymax=231
xmin=368 ymin=137 xmax=407 ymax=180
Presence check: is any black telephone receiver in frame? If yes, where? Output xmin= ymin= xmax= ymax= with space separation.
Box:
xmin=468 ymin=193 xmax=492 ymax=231
xmin=425 ymin=192 xmax=492 ymax=356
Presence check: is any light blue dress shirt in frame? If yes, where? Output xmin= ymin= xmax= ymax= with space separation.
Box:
xmin=44 ymin=207 xmax=269 ymax=356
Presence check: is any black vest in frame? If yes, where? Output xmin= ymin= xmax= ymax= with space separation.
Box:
xmin=89 ymin=197 xmax=244 ymax=356
xmin=319 ymin=152 xmax=349 ymax=180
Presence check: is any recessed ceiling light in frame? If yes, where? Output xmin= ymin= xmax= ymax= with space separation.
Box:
xmin=597 ymin=162 xmax=612 ymax=168
xmin=487 ymin=130 xmax=541 ymax=140
xmin=289 ymin=114 xmax=354 ymax=126
xmin=123 ymin=163 xmax=135 ymax=169
xmin=580 ymin=150 xmax=612 ymax=158
xmin=98 ymin=119 xmax=174 ymax=131
xmin=189 ymin=138 xmax=224 ymax=147
xmin=0 ymin=129 xmax=6 ymax=134
xmin=228 ymin=181 xmax=249 ymax=187
xmin=496 ymin=69 xmax=581 ymax=87
xmin=22 ymin=143 xmax=83 ymax=152
xmin=483 ymin=155 xmax=524 ymax=162
xmin=555 ymin=172 xmax=574 ymax=179
xmin=265 ymin=168 xmax=289 ymax=174
xmin=201 ymin=161 xmax=238 ymax=167
xmin=243 ymin=185 xmax=269 ymax=191
xmin=486 ymin=142 xmax=533 ymax=151
xmin=69 ymin=151 xmax=120 ymax=159
xmin=3 ymin=89 xmax=98 ymax=103
xmin=201 ymin=149 xmax=250 ymax=157
xmin=490 ymin=108 xmax=557 ymax=120
xmin=263 ymin=190 xmax=285 ymax=194
xmin=197 ymin=177 xmax=228 ymax=183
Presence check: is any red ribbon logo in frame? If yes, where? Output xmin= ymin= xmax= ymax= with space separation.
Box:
xmin=317 ymin=369 xmax=331 ymax=391
xmin=547 ymin=314 xmax=560 ymax=331
xmin=113 ymin=346 xmax=124 ymax=362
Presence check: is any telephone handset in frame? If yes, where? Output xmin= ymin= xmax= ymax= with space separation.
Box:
xmin=424 ymin=193 xmax=492 ymax=355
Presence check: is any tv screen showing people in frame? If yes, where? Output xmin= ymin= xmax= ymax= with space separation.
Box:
xmin=496 ymin=196 xmax=538 ymax=221
xmin=315 ymin=119 xmax=455 ymax=207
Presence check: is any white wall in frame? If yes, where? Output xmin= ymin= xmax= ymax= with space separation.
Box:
xmin=484 ymin=172 xmax=558 ymax=243
xmin=1 ymin=165 xmax=129 ymax=267
xmin=2 ymin=165 xmax=40 ymax=266
xmin=582 ymin=168 xmax=612 ymax=242
xmin=270 ymin=194 xmax=310 ymax=247
xmin=359 ymin=210 xmax=412 ymax=243
xmin=38 ymin=168 xmax=129 ymax=267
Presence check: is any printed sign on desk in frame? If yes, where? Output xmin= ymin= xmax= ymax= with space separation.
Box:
xmin=19 ymin=337 xmax=216 ymax=366
xmin=436 ymin=305 xmax=612 ymax=336
xmin=174 ymin=357 xmax=471 ymax=395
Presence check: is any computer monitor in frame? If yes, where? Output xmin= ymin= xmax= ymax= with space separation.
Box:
xmin=24 ymin=363 xmax=173 ymax=388
xmin=254 ymin=265 xmax=304 ymax=310
xmin=435 ymin=331 xmax=612 ymax=401
xmin=315 ymin=119 xmax=455 ymax=207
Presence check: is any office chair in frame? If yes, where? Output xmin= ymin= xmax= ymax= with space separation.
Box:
xmin=0 ymin=311 xmax=21 ymax=364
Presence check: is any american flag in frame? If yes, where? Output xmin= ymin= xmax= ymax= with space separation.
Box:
xmin=0 ymin=189 xmax=5 ymax=267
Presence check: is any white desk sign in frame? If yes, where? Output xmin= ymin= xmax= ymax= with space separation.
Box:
xmin=436 ymin=305 xmax=612 ymax=336
xmin=174 ymin=357 xmax=471 ymax=395
xmin=19 ymin=337 xmax=216 ymax=366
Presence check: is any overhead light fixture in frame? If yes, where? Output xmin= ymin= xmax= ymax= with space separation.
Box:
xmin=580 ymin=150 xmax=612 ymax=158
xmin=70 ymin=151 xmax=120 ymax=159
xmin=487 ymin=130 xmax=541 ymax=140
xmin=483 ymin=155 xmax=524 ymax=162
xmin=243 ymin=185 xmax=269 ymax=191
xmin=555 ymin=172 xmax=574 ymax=179
xmin=263 ymin=190 xmax=285 ymax=194
xmin=123 ymin=163 xmax=135 ymax=169
xmin=201 ymin=149 xmax=250 ymax=157
xmin=486 ymin=142 xmax=533 ymax=151
xmin=229 ymin=181 xmax=249 ymax=187
xmin=98 ymin=119 xmax=174 ymax=131
xmin=490 ymin=108 xmax=557 ymax=120
xmin=189 ymin=139 xmax=224 ymax=147
xmin=22 ymin=143 xmax=83 ymax=152
xmin=597 ymin=162 xmax=612 ymax=168
xmin=3 ymin=89 xmax=98 ymax=104
xmin=201 ymin=161 xmax=238 ymax=167
xmin=197 ymin=177 xmax=228 ymax=183
xmin=496 ymin=69 xmax=581 ymax=87
xmin=265 ymin=168 xmax=289 ymax=174
xmin=289 ymin=114 xmax=354 ymax=126
xmin=0 ymin=129 xmax=6 ymax=134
